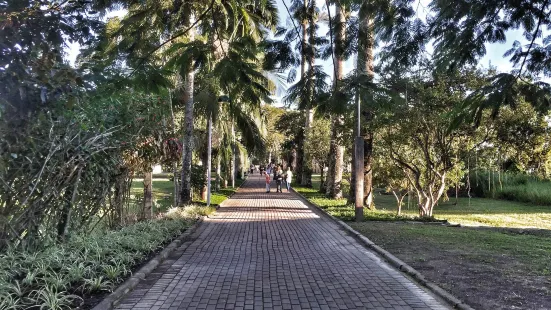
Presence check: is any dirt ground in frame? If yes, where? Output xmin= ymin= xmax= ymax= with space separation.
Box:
xmin=349 ymin=222 xmax=551 ymax=310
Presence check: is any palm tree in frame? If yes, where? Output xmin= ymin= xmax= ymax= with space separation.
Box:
xmin=102 ymin=0 xmax=278 ymax=204
xmin=193 ymin=74 xmax=266 ymax=199
xmin=325 ymin=0 xmax=347 ymax=198
xmin=357 ymin=0 xmax=375 ymax=208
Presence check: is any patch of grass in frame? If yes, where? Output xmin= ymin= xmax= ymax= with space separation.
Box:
xmin=296 ymin=175 xmax=551 ymax=229
xmin=294 ymin=185 xmax=436 ymax=222
xmin=131 ymin=180 xmax=174 ymax=213
xmin=348 ymin=221 xmax=551 ymax=310
xmin=373 ymin=193 xmax=551 ymax=229
xmin=131 ymin=177 xmax=246 ymax=209
xmin=194 ymin=178 xmax=246 ymax=206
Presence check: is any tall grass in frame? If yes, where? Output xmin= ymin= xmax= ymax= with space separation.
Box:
xmin=470 ymin=171 xmax=551 ymax=205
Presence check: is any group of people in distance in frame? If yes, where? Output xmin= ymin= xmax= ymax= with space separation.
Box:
xmin=249 ymin=163 xmax=292 ymax=193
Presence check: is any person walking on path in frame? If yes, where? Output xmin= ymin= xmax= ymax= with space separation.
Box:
xmin=264 ymin=171 xmax=271 ymax=193
xmin=284 ymin=167 xmax=293 ymax=192
xmin=275 ymin=166 xmax=284 ymax=193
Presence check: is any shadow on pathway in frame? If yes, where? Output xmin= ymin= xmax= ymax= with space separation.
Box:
xmin=115 ymin=174 xmax=449 ymax=310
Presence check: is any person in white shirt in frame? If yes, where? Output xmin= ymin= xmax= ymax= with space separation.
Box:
xmin=285 ymin=167 xmax=293 ymax=192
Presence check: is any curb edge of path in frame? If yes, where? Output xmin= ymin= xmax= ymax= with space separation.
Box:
xmin=91 ymin=217 xmax=205 ymax=310
xmin=291 ymin=188 xmax=476 ymax=310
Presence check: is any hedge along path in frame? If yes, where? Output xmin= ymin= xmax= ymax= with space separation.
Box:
xmin=114 ymin=174 xmax=449 ymax=310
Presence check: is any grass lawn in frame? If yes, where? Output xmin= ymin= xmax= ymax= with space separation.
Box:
xmin=131 ymin=177 xmax=246 ymax=213
xmin=297 ymin=175 xmax=551 ymax=229
xmin=349 ymin=222 xmax=551 ymax=310
xmin=296 ymin=175 xmax=551 ymax=310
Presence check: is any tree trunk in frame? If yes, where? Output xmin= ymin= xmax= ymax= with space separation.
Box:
xmin=201 ymin=118 xmax=211 ymax=200
xmin=112 ymin=168 xmax=127 ymax=227
xmin=392 ymin=191 xmax=401 ymax=215
xmin=326 ymin=2 xmax=346 ymax=199
xmin=172 ymin=162 xmax=179 ymax=207
xmin=398 ymin=195 xmax=405 ymax=215
xmin=216 ymin=155 xmax=221 ymax=191
xmin=201 ymin=149 xmax=208 ymax=201
xmin=356 ymin=0 xmax=375 ymax=208
xmin=168 ymin=89 xmax=179 ymax=207
xmin=143 ymin=171 xmax=153 ymax=220
xmin=348 ymin=142 xmax=356 ymax=204
xmin=179 ymin=24 xmax=195 ymax=205
xmin=419 ymin=198 xmax=431 ymax=217
xmin=237 ymin=148 xmax=244 ymax=179
xmin=319 ymin=165 xmax=325 ymax=192
xmin=392 ymin=190 xmax=407 ymax=215
xmin=363 ymin=132 xmax=373 ymax=208
xmin=231 ymin=123 xmax=236 ymax=188
xmin=295 ymin=139 xmax=304 ymax=185
xmin=291 ymin=147 xmax=297 ymax=172
xmin=326 ymin=119 xmax=335 ymax=195
xmin=57 ymin=169 xmax=82 ymax=242
xmin=296 ymin=0 xmax=310 ymax=187
xmin=454 ymin=180 xmax=459 ymax=205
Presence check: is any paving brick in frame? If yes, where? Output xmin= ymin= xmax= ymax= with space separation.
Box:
xmin=115 ymin=175 xmax=448 ymax=310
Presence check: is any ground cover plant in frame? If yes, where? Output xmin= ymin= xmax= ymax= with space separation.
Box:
xmin=0 ymin=211 xmax=209 ymax=310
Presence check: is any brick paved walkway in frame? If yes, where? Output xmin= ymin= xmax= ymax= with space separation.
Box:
xmin=115 ymin=174 xmax=449 ymax=310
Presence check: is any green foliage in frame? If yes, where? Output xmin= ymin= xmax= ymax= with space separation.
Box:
xmin=303 ymin=118 xmax=331 ymax=169
xmin=190 ymin=164 xmax=206 ymax=196
xmin=0 ymin=0 xmax=104 ymax=118
xmin=298 ymin=175 xmax=551 ymax=229
xmin=470 ymin=171 xmax=551 ymax=206
xmin=262 ymin=105 xmax=286 ymax=163
xmin=165 ymin=206 xmax=216 ymax=219
xmin=377 ymin=67 xmax=489 ymax=216
xmin=0 ymin=89 xmax=178 ymax=248
xmin=0 ymin=218 xmax=192 ymax=309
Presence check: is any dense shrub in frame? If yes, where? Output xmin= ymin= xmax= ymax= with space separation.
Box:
xmin=0 ymin=91 xmax=179 ymax=249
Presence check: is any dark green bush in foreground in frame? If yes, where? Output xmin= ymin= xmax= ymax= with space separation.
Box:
xmin=0 ymin=218 xmax=192 ymax=310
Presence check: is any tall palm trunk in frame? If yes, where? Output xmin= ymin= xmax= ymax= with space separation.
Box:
xmin=326 ymin=1 xmax=346 ymax=198
xmin=168 ymin=90 xmax=179 ymax=207
xmin=301 ymin=0 xmax=315 ymax=187
xmin=295 ymin=0 xmax=308 ymax=185
xmin=216 ymin=155 xmax=221 ymax=191
xmin=201 ymin=127 xmax=209 ymax=201
xmin=357 ymin=0 xmax=374 ymax=208
xmin=179 ymin=26 xmax=195 ymax=205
